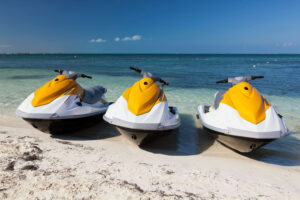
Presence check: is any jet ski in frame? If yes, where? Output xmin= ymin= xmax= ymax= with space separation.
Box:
xmin=16 ymin=69 xmax=109 ymax=134
xmin=197 ymin=76 xmax=289 ymax=153
xmin=103 ymin=67 xmax=180 ymax=145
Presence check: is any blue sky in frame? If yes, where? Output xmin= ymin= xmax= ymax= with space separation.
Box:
xmin=0 ymin=0 xmax=300 ymax=53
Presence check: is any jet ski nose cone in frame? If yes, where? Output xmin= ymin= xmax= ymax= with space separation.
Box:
xmin=139 ymin=77 xmax=154 ymax=91
xmin=237 ymin=82 xmax=253 ymax=97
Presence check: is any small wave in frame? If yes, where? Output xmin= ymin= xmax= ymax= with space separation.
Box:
xmin=7 ymin=75 xmax=48 ymax=80
xmin=295 ymin=126 xmax=300 ymax=133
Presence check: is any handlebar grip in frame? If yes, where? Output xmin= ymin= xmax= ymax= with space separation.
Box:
xmin=216 ymin=79 xmax=228 ymax=84
xmin=160 ymin=79 xmax=169 ymax=85
xmin=54 ymin=69 xmax=63 ymax=74
xmin=252 ymin=75 xmax=264 ymax=80
xmin=129 ymin=66 xmax=142 ymax=73
xmin=82 ymin=74 xmax=92 ymax=79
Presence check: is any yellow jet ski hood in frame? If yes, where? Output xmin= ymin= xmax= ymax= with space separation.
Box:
xmin=31 ymin=70 xmax=92 ymax=107
xmin=218 ymin=76 xmax=270 ymax=124
xmin=122 ymin=77 xmax=167 ymax=115
xmin=120 ymin=67 xmax=169 ymax=116
xmin=221 ymin=82 xmax=270 ymax=124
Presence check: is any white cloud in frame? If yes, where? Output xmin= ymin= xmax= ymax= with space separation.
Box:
xmin=115 ymin=35 xmax=142 ymax=42
xmin=131 ymin=35 xmax=141 ymax=40
xmin=0 ymin=44 xmax=11 ymax=48
xmin=90 ymin=38 xmax=106 ymax=43
xmin=89 ymin=35 xmax=142 ymax=43
xmin=282 ymin=42 xmax=294 ymax=47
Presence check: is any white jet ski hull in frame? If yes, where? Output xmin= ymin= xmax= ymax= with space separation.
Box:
xmin=16 ymin=93 xmax=109 ymax=134
xmin=103 ymin=96 xmax=180 ymax=145
xmin=197 ymin=104 xmax=289 ymax=153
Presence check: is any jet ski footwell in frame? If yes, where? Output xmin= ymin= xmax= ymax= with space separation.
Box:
xmin=23 ymin=113 xmax=104 ymax=135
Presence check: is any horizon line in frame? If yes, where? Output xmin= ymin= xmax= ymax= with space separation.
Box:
xmin=1 ymin=53 xmax=300 ymax=55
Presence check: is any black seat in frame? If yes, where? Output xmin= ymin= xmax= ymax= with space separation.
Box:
xmin=82 ymin=86 xmax=107 ymax=104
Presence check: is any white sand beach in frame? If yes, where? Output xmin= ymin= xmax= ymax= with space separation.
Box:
xmin=1 ymin=117 xmax=300 ymax=200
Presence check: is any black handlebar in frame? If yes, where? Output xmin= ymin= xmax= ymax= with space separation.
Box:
xmin=54 ymin=69 xmax=92 ymax=79
xmin=216 ymin=79 xmax=228 ymax=84
xmin=216 ymin=75 xmax=264 ymax=84
xmin=129 ymin=66 xmax=168 ymax=86
xmin=160 ymin=79 xmax=169 ymax=85
xmin=251 ymin=76 xmax=264 ymax=80
xmin=81 ymin=74 xmax=92 ymax=79
xmin=54 ymin=69 xmax=63 ymax=74
xmin=129 ymin=66 xmax=142 ymax=73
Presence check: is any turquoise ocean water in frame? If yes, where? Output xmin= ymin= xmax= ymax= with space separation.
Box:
xmin=0 ymin=54 xmax=299 ymax=159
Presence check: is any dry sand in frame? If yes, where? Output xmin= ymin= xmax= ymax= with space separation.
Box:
xmin=1 ymin=117 xmax=300 ymax=200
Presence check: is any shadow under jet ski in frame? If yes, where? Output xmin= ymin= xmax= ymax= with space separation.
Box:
xmin=25 ymin=113 xmax=105 ymax=135
xmin=139 ymin=114 xmax=215 ymax=156
xmin=248 ymin=135 xmax=300 ymax=166
xmin=50 ymin=117 xmax=120 ymax=140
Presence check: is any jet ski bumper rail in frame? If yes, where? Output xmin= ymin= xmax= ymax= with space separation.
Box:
xmin=197 ymin=105 xmax=290 ymax=139
xmin=103 ymin=115 xmax=180 ymax=131
xmin=15 ymin=108 xmax=107 ymax=120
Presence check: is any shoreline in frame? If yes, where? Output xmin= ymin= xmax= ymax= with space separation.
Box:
xmin=1 ymin=117 xmax=300 ymax=199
